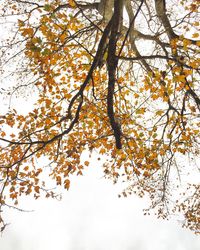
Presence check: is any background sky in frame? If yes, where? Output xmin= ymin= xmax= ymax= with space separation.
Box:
xmin=0 ymin=3 xmax=200 ymax=250
xmin=1 ymin=158 xmax=200 ymax=250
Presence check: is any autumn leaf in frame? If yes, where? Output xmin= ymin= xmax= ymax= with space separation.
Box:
xmin=84 ymin=161 xmax=89 ymax=166
xmin=192 ymin=33 xmax=199 ymax=38
xmin=64 ymin=179 xmax=70 ymax=190
xmin=34 ymin=186 xmax=40 ymax=194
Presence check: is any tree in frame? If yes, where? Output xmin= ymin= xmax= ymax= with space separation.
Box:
xmin=0 ymin=0 xmax=199 ymax=234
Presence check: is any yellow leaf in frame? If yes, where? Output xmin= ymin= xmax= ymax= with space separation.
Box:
xmin=156 ymin=110 xmax=163 ymax=116
xmin=193 ymin=21 xmax=199 ymax=26
xmin=69 ymin=0 xmax=76 ymax=7
xmin=192 ymin=33 xmax=199 ymax=38
xmin=99 ymin=148 xmax=106 ymax=154
xmin=18 ymin=19 xmax=25 ymax=27
xmin=22 ymin=27 xmax=34 ymax=37
xmin=136 ymin=108 xmax=146 ymax=115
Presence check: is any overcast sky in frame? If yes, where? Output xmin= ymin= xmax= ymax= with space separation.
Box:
xmin=2 ymin=65 xmax=199 ymax=250
xmin=0 ymin=5 xmax=200 ymax=250
xmin=1 ymin=160 xmax=200 ymax=250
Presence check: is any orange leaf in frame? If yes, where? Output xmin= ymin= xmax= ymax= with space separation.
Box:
xmin=84 ymin=161 xmax=89 ymax=166
xmin=34 ymin=186 xmax=40 ymax=193
xmin=64 ymin=179 xmax=70 ymax=190
xmin=56 ymin=176 xmax=62 ymax=185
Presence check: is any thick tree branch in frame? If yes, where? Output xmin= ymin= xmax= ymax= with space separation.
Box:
xmin=154 ymin=0 xmax=178 ymax=40
xmin=107 ymin=0 xmax=123 ymax=149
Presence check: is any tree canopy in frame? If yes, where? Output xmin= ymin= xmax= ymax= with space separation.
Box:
xmin=0 ymin=0 xmax=200 ymax=233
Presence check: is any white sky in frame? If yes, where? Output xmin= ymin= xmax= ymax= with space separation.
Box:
xmin=0 ymin=162 xmax=200 ymax=250
xmin=0 ymin=2 xmax=200 ymax=249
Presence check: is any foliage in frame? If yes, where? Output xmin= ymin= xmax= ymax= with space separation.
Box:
xmin=0 ymin=0 xmax=200 ymax=233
